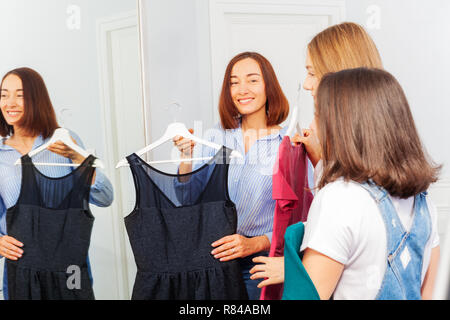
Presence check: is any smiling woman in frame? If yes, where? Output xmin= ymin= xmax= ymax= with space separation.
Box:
xmin=0 ymin=67 xmax=114 ymax=300
xmin=219 ymin=52 xmax=289 ymax=132
xmin=0 ymin=69 xmax=59 ymax=142
xmin=172 ymin=51 xmax=290 ymax=300
xmin=229 ymin=59 xmax=267 ymax=123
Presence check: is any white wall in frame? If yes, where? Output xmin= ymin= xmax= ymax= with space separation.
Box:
xmin=139 ymin=0 xmax=214 ymax=169
xmin=345 ymin=0 xmax=450 ymax=244
xmin=345 ymin=0 xmax=450 ymax=179
xmin=0 ymin=0 xmax=136 ymax=155
xmin=141 ymin=0 xmax=450 ymax=178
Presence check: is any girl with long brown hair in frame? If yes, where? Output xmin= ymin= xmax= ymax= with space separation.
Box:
xmin=299 ymin=68 xmax=440 ymax=299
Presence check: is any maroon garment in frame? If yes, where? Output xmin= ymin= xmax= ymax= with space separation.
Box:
xmin=260 ymin=136 xmax=314 ymax=300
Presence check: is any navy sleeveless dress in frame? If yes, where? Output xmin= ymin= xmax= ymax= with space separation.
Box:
xmin=6 ymin=154 xmax=96 ymax=300
xmin=125 ymin=147 xmax=248 ymax=300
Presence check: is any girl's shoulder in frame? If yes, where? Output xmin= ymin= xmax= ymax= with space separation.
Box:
xmin=316 ymin=179 xmax=373 ymax=203
xmin=310 ymin=179 xmax=382 ymax=226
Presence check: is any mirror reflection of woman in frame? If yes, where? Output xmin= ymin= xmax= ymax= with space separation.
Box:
xmin=174 ymin=52 xmax=289 ymax=299
xmin=0 ymin=67 xmax=114 ymax=300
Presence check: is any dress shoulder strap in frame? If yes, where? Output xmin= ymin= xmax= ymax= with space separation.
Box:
xmin=359 ymin=180 xmax=388 ymax=203
xmin=15 ymin=155 xmax=39 ymax=205
xmin=66 ymin=154 xmax=97 ymax=209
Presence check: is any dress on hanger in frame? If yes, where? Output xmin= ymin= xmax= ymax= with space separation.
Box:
xmin=261 ymin=136 xmax=313 ymax=300
xmin=6 ymin=154 xmax=97 ymax=300
xmin=125 ymin=147 xmax=248 ymax=300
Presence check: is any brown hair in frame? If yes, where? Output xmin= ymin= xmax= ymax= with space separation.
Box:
xmin=316 ymin=68 xmax=440 ymax=198
xmin=0 ymin=67 xmax=59 ymax=139
xmin=218 ymin=52 xmax=289 ymax=129
xmin=308 ymin=22 xmax=383 ymax=79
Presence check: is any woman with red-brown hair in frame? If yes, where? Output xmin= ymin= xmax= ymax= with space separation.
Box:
xmin=0 ymin=67 xmax=113 ymax=299
xmin=174 ymin=51 xmax=289 ymax=299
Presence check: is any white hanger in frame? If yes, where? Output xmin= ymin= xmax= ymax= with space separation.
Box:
xmin=285 ymin=104 xmax=302 ymax=137
xmin=14 ymin=128 xmax=105 ymax=168
xmin=116 ymin=122 xmax=243 ymax=168
xmin=285 ymin=82 xmax=303 ymax=137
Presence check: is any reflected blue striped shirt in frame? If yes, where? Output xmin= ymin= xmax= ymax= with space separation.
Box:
xmin=180 ymin=123 xmax=289 ymax=242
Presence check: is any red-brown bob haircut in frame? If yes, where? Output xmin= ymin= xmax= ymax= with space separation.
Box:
xmin=316 ymin=68 xmax=441 ymax=198
xmin=218 ymin=52 xmax=289 ymax=129
xmin=0 ymin=67 xmax=59 ymax=139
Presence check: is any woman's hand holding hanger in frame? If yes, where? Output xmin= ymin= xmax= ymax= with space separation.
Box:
xmin=173 ymin=129 xmax=196 ymax=177
xmin=173 ymin=128 xmax=196 ymax=158
xmin=46 ymin=136 xmax=85 ymax=165
xmin=291 ymin=127 xmax=321 ymax=168
xmin=46 ymin=136 xmax=97 ymax=185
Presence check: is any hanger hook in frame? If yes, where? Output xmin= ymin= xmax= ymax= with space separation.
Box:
xmin=163 ymin=101 xmax=182 ymax=122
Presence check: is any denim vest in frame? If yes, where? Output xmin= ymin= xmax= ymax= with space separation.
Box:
xmin=360 ymin=181 xmax=431 ymax=300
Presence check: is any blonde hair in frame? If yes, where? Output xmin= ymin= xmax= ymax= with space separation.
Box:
xmin=308 ymin=22 xmax=383 ymax=78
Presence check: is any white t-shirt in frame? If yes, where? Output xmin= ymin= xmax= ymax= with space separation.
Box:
xmin=300 ymin=179 xmax=440 ymax=300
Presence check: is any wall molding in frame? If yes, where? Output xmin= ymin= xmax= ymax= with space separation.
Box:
xmin=96 ymin=10 xmax=139 ymax=300
xmin=432 ymin=178 xmax=450 ymax=299
xmin=428 ymin=178 xmax=450 ymax=239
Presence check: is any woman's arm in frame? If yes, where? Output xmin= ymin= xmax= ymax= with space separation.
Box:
xmin=421 ymin=246 xmax=440 ymax=300
xmin=0 ymin=197 xmax=5 ymax=238
xmin=211 ymin=234 xmax=270 ymax=261
xmin=172 ymin=128 xmax=220 ymax=204
xmin=249 ymin=249 xmax=344 ymax=297
xmin=71 ymin=132 xmax=114 ymax=207
xmin=0 ymin=196 xmax=24 ymax=260
xmin=301 ymin=248 xmax=344 ymax=300
xmin=87 ymin=170 xmax=114 ymax=207
xmin=249 ymin=256 xmax=284 ymax=288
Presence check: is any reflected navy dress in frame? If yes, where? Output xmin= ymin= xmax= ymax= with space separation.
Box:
xmin=125 ymin=147 xmax=248 ymax=300
xmin=6 ymin=154 xmax=97 ymax=300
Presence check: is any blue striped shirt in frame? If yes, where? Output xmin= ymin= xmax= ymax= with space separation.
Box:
xmin=0 ymin=130 xmax=114 ymax=299
xmin=177 ymin=123 xmax=288 ymax=243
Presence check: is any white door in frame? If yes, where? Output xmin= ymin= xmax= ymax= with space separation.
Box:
xmin=96 ymin=12 xmax=145 ymax=300
xmin=209 ymin=0 xmax=345 ymax=129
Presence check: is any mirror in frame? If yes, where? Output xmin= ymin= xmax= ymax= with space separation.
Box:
xmin=0 ymin=0 xmax=142 ymax=300
xmin=0 ymin=0 xmax=449 ymax=301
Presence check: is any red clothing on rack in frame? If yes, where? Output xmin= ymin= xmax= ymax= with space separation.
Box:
xmin=260 ymin=136 xmax=314 ymax=300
